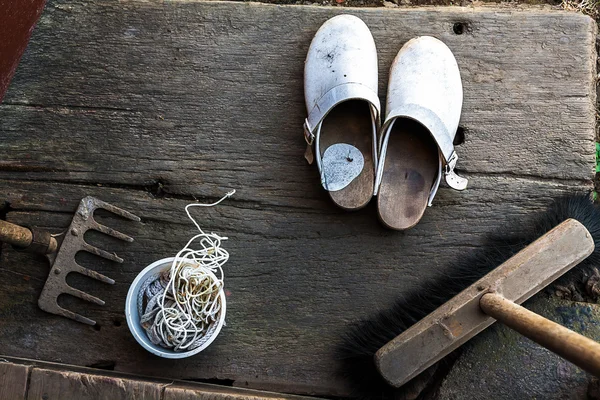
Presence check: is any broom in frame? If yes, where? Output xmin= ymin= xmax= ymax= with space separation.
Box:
xmin=337 ymin=194 xmax=600 ymax=399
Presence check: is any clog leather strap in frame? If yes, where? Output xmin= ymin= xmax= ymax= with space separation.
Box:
xmin=375 ymin=103 xmax=467 ymax=203
xmin=303 ymin=82 xmax=380 ymax=165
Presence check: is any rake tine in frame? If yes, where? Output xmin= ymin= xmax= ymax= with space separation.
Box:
xmin=91 ymin=221 xmax=134 ymax=243
xmin=73 ymin=314 xmax=96 ymax=325
xmin=65 ymin=285 xmax=105 ymax=306
xmin=38 ymin=295 xmax=97 ymax=325
xmin=56 ymin=306 xmax=96 ymax=326
xmin=37 ymin=197 xmax=140 ymax=325
xmin=90 ymin=197 xmax=141 ymax=222
xmin=64 ymin=309 xmax=96 ymax=325
xmin=82 ymin=242 xmax=124 ymax=263
xmin=73 ymin=263 xmax=115 ymax=284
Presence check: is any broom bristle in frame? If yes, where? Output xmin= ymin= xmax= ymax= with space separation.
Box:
xmin=336 ymin=194 xmax=600 ymax=400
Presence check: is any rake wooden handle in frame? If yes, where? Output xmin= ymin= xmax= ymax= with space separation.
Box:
xmin=0 ymin=220 xmax=57 ymax=254
xmin=0 ymin=220 xmax=33 ymax=248
xmin=480 ymin=292 xmax=600 ymax=377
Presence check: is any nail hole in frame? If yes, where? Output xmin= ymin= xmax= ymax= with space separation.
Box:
xmin=454 ymin=126 xmax=466 ymax=145
xmin=113 ymin=319 xmax=122 ymax=327
xmin=0 ymin=201 xmax=11 ymax=220
xmin=453 ymin=22 xmax=470 ymax=35
xmin=147 ymin=179 xmax=167 ymax=198
xmin=93 ymin=323 xmax=101 ymax=331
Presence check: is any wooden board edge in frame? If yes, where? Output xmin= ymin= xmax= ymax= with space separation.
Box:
xmin=2 ymin=356 xmax=323 ymax=400
xmin=0 ymin=361 xmax=31 ymax=400
xmin=163 ymin=0 xmax=597 ymax=15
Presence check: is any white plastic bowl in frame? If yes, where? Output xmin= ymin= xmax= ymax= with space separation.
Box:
xmin=125 ymin=257 xmax=226 ymax=359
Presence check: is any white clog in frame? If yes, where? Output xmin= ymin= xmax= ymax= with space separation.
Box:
xmin=304 ymin=15 xmax=380 ymax=210
xmin=375 ymin=36 xmax=467 ymax=230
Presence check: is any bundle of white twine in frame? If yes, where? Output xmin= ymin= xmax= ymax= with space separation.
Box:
xmin=138 ymin=190 xmax=234 ymax=351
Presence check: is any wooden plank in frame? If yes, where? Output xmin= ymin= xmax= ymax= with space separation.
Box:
xmin=3 ymin=356 xmax=321 ymax=399
xmin=26 ymin=368 xmax=312 ymax=400
xmin=0 ymin=178 xmax=593 ymax=396
xmin=0 ymin=1 xmax=595 ymax=199
xmin=27 ymin=368 xmax=164 ymax=400
xmin=0 ymin=0 xmax=596 ymax=397
xmin=0 ymin=362 xmax=30 ymax=400
xmin=163 ymin=385 xmax=316 ymax=400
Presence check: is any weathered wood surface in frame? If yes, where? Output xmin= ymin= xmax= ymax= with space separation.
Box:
xmin=0 ymin=0 xmax=596 ymax=397
xmin=163 ymin=385 xmax=316 ymax=400
xmin=0 ymin=360 xmax=318 ymax=399
xmin=0 ymin=362 xmax=29 ymax=399
xmin=28 ymin=368 xmax=164 ymax=400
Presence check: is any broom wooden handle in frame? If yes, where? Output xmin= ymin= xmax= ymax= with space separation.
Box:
xmin=480 ymin=292 xmax=600 ymax=377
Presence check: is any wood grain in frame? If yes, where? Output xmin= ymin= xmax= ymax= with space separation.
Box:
xmin=0 ymin=359 xmax=321 ymax=399
xmin=27 ymin=368 xmax=164 ymax=400
xmin=320 ymin=101 xmax=375 ymax=210
xmin=163 ymin=385 xmax=318 ymax=400
xmin=0 ymin=0 xmax=596 ymax=397
xmin=377 ymin=120 xmax=439 ymax=230
xmin=0 ymin=362 xmax=30 ymax=400
xmin=0 ymin=2 xmax=595 ymax=199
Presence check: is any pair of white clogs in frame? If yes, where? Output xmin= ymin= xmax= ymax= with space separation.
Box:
xmin=304 ymin=15 xmax=467 ymax=231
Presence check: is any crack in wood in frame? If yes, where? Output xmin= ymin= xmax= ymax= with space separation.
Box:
xmin=0 ymin=201 xmax=11 ymax=262
xmin=86 ymin=360 xmax=116 ymax=371
xmin=0 ymin=164 xmax=60 ymax=173
xmin=459 ymin=170 xmax=594 ymax=186
xmin=0 ymin=2 xmax=595 ymax=395
xmin=0 ymin=201 xmax=10 ymax=218
xmin=183 ymin=377 xmax=235 ymax=387
xmin=0 ymin=266 xmax=45 ymax=283
xmin=23 ymin=364 xmax=32 ymax=400
xmin=0 ymin=101 xmax=137 ymax=114
xmin=0 ymin=177 xmax=325 ymax=215
xmin=0 ymin=176 xmax=212 ymax=202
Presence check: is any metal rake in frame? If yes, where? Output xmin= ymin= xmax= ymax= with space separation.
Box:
xmin=0 ymin=196 xmax=140 ymax=325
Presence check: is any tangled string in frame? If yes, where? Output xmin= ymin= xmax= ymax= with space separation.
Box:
xmin=138 ymin=191 xmax=234 ymax=351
